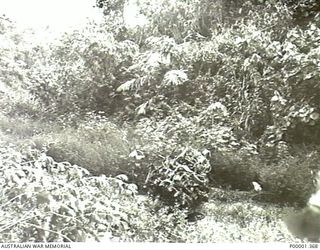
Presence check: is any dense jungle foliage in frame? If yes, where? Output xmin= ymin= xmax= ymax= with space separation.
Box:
xmin=0 ymin=0 xmax=320 ymax=243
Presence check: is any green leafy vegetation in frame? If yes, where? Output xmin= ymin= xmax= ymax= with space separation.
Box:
xmin=0 ymin=145 xmax=189 ymax=242
xmin=1 ymin=0 xmax=320 ymax=242
xmin=145 ymin=147 xmax=211 ymax=208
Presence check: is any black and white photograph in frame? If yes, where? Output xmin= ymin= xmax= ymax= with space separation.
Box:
xmin=0 ymin=0 xmax=320 ymax=247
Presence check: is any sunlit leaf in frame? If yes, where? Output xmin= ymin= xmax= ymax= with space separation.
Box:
xmin=163 ymin=70 xmax=188 ymax=86
xmin=129 ymin=150 xmax=145 ymax=160
xmin=116 ymin=79 xmax=135 ymax=92
xmin=310 ymin=112 xmax=319 ymax=120
xmin=116 ymin=174 xmax=129 ymax=182
xmin=136 ymin=102 xmax=149 ymax=115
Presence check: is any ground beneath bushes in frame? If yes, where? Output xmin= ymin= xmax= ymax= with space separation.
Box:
xmin=182 ymin=187 xmax=303 ymax=242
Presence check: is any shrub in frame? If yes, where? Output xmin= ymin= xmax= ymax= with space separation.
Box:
xmin=133 ymin=101 xmax=254 ymax=155
xmin=27 ymin=27 xmax=138 ymax=118
xmin=115 ymin=1 xmax=320 ymax=150
xmin=0 ymin=146 xmax=189 ymax=242
xmin=0 ymin=146 xmax=127 ymax=242
xmin=145 ymin=147 xmax=211 ymax=208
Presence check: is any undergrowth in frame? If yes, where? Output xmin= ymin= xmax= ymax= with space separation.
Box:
xmin=0 ymin=145 xmax=304 ymax=242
